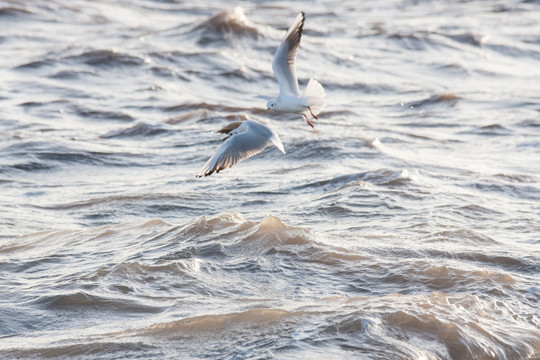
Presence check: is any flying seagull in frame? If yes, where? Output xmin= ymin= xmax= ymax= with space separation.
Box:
xmin=262 ymin=12 xmax=326 ymax=128
xmin=197 ymin=120 xmax=285 ymax=177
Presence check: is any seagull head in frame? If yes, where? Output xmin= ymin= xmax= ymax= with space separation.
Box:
xmin=266 ymin=100 xmax=277 ymax=113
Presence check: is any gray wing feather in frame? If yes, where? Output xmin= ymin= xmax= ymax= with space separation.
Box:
xmin=272 ymin=12 xmax=305 ymax=97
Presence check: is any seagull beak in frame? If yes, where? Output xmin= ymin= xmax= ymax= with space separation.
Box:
xmin=266 ymin=108 xmax=270 ymax=113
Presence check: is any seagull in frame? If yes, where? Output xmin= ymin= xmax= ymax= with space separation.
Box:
xmin=263 ymin=12 xmax=326 ymax=128
xmin=197 ymin=120 xmax=285 ymax=177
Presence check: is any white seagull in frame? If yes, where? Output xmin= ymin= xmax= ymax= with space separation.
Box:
xmin=263 ymin=12 xmax=326 ymax=128
xmin=197 ymin=120 xmax=285 ymax=177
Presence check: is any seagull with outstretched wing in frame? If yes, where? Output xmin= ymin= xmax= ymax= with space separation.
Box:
xmin=197 ymin=120 xmax=285 ymax=177
xmin=263 ymin=12 xmax=326 ymax=128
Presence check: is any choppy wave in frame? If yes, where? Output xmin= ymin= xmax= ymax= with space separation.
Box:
xmin=2 ymin=1 xmax=540 ymax=359
xmin=1 ymin=141 xmax=143 ymax=173
xmin=191 ymin=7 xmax=264 ymax=45
xmin=1 ymin=213 xmax=539 ymax=359
xmin=403 ymin=93 xmax=460 ymax=109
xmin=292 ymin=168 xmax=414 ymax=190
xmin=0 ymin=6 xmax=34 ymax=17
xmin=65 ymin=50 xmax=146 ymax=68
xmin=101 ymin=123 xmax=170 ymax=138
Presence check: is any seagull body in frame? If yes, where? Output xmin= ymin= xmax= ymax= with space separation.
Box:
xmin=197 ymin=120 xmax=285 ymax=177
xmin=265 ymin=12 xmax=326 ymax=128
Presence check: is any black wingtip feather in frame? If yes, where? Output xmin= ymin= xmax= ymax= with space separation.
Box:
xmin=284 ymin=12 xmax=305 ymax=64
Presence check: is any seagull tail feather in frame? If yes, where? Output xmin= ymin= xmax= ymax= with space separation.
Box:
xmin=303 ymin=79 xmax=326 ymax=116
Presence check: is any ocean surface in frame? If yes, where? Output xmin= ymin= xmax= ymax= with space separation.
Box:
xmin=1 ymin=0 xmax=539 ymax=359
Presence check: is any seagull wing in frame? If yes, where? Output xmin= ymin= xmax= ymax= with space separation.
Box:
xmin=272 ymin=12 xmax=305 ymax=97
xmin=197 ymin=120 xmax=285 ymax=177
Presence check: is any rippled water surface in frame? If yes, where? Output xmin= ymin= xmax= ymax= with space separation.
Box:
xmin=1 ymin=0 xmax=539 ymax=359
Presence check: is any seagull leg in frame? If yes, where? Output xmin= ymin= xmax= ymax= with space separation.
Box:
xmin=302 ymin=113 xmax=315 ymax=128
xmin=307 ymin=106 xmax=319 ymax=121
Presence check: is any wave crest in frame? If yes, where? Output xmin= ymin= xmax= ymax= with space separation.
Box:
xmin=193 ymin=7 xmax=262 ymax=45
xmin=142 ymin=308 xmax=294 ymax=338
